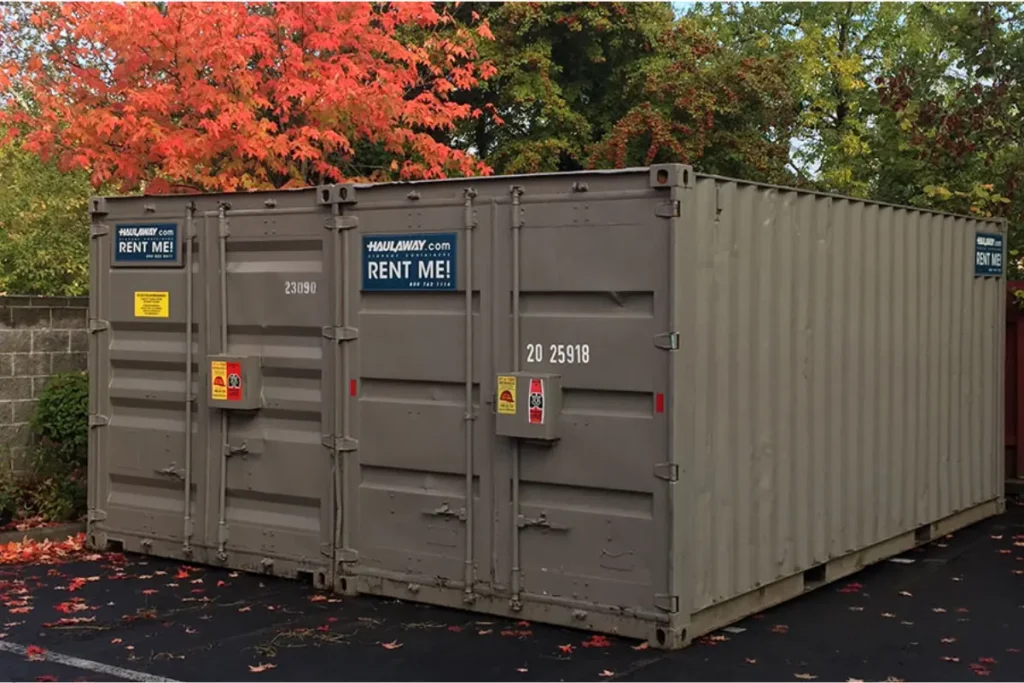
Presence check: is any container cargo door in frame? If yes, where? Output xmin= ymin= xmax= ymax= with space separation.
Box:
xmin=88 ymin=200 xmax=205 ymax=558
xmin=201 ymin=201 xmax=335 ymax=585
xmin=494 ymin=180 xmax=673 ymax=622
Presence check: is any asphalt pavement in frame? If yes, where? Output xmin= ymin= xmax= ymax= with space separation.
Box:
xmin=2 ymin=500 xmax=1023 ymax=682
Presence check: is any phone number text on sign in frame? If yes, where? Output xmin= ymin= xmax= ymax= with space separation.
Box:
xmin=525 ymin=343 xmax=590 ymax=364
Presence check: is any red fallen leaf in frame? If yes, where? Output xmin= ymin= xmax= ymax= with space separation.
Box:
xmin=708 ymin=634 xmax=729 ymax=642
xmin=0 ymin=534 xmax=86 ymax=566
xmin=8 ymin=607 xmax=32 ymax=614
xmin=141 ymin=589 xmax=158 ymax=596
xmin=448 ymin=625 xmax=463 ymax=632
xmin=956 ymin=608 xmax=970 ymax=614
xmin=838 ymin=582 xmax=863 ymax=593
xmin=248 ymin=663 xmax=276 ymax=673
xmin=310 ymin=595 xmax=328 ymax=603
xmin=43 ymin=617 xmax=97 ymax=627
xmin=316 ymin=624 xmax=330 ymax=633
xmin=68 ymin=578 xmax=87 ymax=592
xmin=174 ymin=569 xmax=190 ymax=580
xmin=36 ymin=676 xmax=58 ymax=682
xmin=941 ymin=656 xmax=961 ymax=663
xmin=582 ymin=634 xmax=612 ymax=648
xmin=599 ymin=670 xmax=615 ymax=678
xmin=26 ymin=645 xmax=45 ymax=661
xmin=381 ymin=640 xmax=402 ymax=650
xmin=632 ymin=642 xmax=649 ymax=651
xmin=500 ymin=629 xmax=533 ymax=638
xmin=216 ymin=580 xmax=227 ymax=588
xmin=478 ymin=629 xmax=493 ymax=635
xmin=978 ymin=658 xmax=997 ymax=664
xmin=517 ymin=620 xmax=531 ymax=627
xmin=111 ymin=638 xmax=122 ymax=644
xmin=190 ymin=578 xmax=203 ymax=585
xmin=327 ymin=617 xmax=338 ymax=623
xmin=772 ymin=624 xmax=790 ymax=634
xmin=559 ymin=644 xmax=576 ymax=654
xmin=190 ymin=589 xmax=204 ymax=594
xmin=999 ymin=550 xmax=1012 ymax=555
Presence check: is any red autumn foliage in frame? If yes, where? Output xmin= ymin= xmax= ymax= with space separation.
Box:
xmin=0 ymin=2 xmax=496 ymax=193
xmin=0 ymin=534 xmax=87 ymax=566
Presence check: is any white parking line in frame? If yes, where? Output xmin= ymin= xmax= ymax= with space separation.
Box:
xmin=0 ymin=640 xmax=181 ymax=682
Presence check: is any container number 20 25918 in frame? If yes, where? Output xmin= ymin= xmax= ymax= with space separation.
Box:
xmin=525 ymin=343 xmax=590 ymax=364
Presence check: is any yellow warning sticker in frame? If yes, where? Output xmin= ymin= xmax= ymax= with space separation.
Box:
xmin=497 ymin=375 xmax=517 ymax=415
xmin=134 ymin=291 xmax=169 ymax=318
xmin=211 ymin=361 xmax=228 ymax=401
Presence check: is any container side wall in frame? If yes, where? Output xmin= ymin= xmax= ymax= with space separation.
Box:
xmin=685 ymin=178 xmax=1005 ymax=613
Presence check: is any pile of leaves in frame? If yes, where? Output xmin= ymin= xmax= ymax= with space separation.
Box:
xmin=0 ymin=532 xmax=87 ymax=565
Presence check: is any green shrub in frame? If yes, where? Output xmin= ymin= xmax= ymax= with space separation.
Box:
xmin=30 ymin=371 xmax=89 ymax=467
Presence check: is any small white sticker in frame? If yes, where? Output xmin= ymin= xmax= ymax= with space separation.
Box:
xmin=525 ymin=343 xmax=590 ymax=364
xmin=284 ymin=280 xmax=317 ymax=295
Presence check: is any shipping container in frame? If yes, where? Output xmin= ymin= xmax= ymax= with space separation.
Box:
xmin=87 ymin=165 xmax=1006 ymax=649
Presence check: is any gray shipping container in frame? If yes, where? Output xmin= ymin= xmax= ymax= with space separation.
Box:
xmin=87 ymin=165 xmax=1006 ymax=649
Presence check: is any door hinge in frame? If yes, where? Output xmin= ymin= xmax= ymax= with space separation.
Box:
xmin=655 ymin=200 xmax=681 ymax=218
xmin=90 ymin=223 xmax=110 ymax=238
xmin=654 ymin=593 xmax=680 ymax=613
xmin=322 ymin=326 xmax=359 ymax=342
xmin=322 ymin=435 xmax=358 ymax=452
xmin=87 ymin=508 xmax=107 ymax=523
xmin=88 ymin=318 xmax=110 ymax=334
xmin=654 ymin=331 xmax=680 ymax=350
xmin=654 ymin=462 xmax=679 ymax=482
xmin=324 ymin=216 xmax=359 ymax=231
xmin=88 ymin=414 xmax=110 ymax=428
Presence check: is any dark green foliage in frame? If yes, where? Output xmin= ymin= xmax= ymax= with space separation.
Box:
xmin=30 ymin=371 xmax=88 ymax=466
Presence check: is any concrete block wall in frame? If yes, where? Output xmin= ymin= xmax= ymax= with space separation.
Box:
xmin=0 ymin=296 xmax=89 ymax=469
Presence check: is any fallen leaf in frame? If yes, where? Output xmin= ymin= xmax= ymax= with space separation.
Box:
xmin=933 ymin=607 xmax=947 ymax=613
xmin=185 ymin=627 xmax=197 ymax=634
xmin=141 ymin=589 xmax=158 ymax=596
xmin=847 ymin=679 xmax=865 ymax=682
xmin=478 ymin=629 xmax=492 ymax=635
xmin=36 ymin=676 xmax=58 ymax=682
xmin=582 ymin=634 xmax=612 ymax=648
xmin=154 ymin=571 xmax=167 ymax=576
xmin=794 ymin=674 xmax=818 ymax=680
xmin=978 ymin=658 xmax=997 ymax=664
xmin=1007 ymin=648 xmax=1020 ymax=653
xmin=898 ymin=590 xmax=913 ymax=597
xmin=248 ymin=663 xmax=277 ymax=673
xmin=881 ymin=612 xmax=896 ymax=618
xmin=848 ymin=606 xmax=865 ymax=612
xmin=447 ymin=625 xmax=463 ymax=633
xmin=216 ymin=580 xmax=227 ymax=588
xmin=709 ymin=634 xmax=729 ymax=642
xmin=316 ymin=625 xmax=330 ymax=633
xmin=516 ymin=668 xmax=528 ymax=674
xmin=999 ymin=550 xmax=1012 ymax=555
xmin=886 ymin=677 xmax=905 ymax=682
xmin=327 ymin=617 xmax=338 ymax=623
xmin=111 ymin=638 xmax=122 ymax=644
xmin=238 ymin=606 xmax=252 ymax=612
xmin=125 ymin=646 xmax=134 ymax=651
xmin=942 ymin=656 xmax=961 ymax=663
xmin=310 ymin=594 xmax=328 ymax=603
xmin=229 ymin=572 xmax=239 ymax=578
xmin=517 ymin=620 xmax=531 ymax=627
xmin=599 ymin=670 xmax=615 ymax=678
xmin=900 ymin=621 xmax=915 ymax=626
xmin=838 ymin=582 xmax=863 ymax=594
xmin=137 ymin=574 xmax=153 ymax=580
xmin=25 ymin=645 xmax=46 ymax=661
xmin=559 ymin=644 xmax=575 ymax=654
xmin=8 ymin=607 xmax=32 ymax=614
xmin=991 ymin=535 xmax=1004 ymax=540
xmin=942 ymin=637 xmax=957 ymax=644
xmin=956 ymin=608 xmax=970 ymax=614
xmin=772 ymin=624 xmax=789 ymax=634
xmin=745 ymin=658 xmax=757 ymax=664
xmin=632 ymin=642 xmax=649 ymax=651
xmin=174 ymin=569 xmax=190 ymax=580
xmin=381 ymin=641 xmax=402 ymax=650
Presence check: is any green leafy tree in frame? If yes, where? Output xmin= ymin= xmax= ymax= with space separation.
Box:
xmin=0 ymin=131 xmax=93 ymax=295
xmin=440 ymin=1 xmax=676 ymax=174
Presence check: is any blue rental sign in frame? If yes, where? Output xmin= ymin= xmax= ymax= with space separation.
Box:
xmin=113 ymin=223 xmax=181 ymax=266
xmin=362 ymin=232 xmax=458 ymax=291
xmin=974 ymin=232 xmax=1004 ymax=278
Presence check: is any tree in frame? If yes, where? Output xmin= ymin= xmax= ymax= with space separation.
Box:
xmin=0 ymin=2 xmax=497 ymax=193
xmin=588 ymin=16 xmax=801 ymax=182
xmin=440 ymin=2 xmax=675 ymax=174
xmin=0 ymin=131 xmax=92 ymax=296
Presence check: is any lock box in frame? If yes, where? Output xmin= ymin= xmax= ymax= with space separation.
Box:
xmin=495 ymin=372 xmax=562 ymax=441
xmin=208 ymin=355 xmax=262 ymax=410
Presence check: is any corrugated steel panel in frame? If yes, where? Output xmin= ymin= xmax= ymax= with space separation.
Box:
xmin=679 ymin=178 xmax=1005 ymax=616
xmin=87 ymin=165 xmax=1005 ymax=650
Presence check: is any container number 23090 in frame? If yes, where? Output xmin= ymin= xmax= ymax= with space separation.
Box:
xmin=525 ymin=343 xmax=590 ymax=364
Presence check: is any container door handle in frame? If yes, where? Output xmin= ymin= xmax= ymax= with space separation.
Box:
xmin=516 ymin=512 xmax=568 ymax=532
xmin=422 ymin=502 xmax=467 ymax=522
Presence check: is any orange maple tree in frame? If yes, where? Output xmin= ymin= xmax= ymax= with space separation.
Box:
xmin=0 ymin=2 xmax=496 ymax=193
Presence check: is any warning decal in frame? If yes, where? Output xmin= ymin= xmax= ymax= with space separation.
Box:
xmin=497 ymin=375 xmax=517 ymax=415
xmin=528 ymin=378 xmax=544 ymax=425
xmin=211 ymin=361 xmax=228 ymax=401
xmin=226 ymin=362 xmax=243 ymax=402
xmin=134 ymin=291 xmax=169 ymax=318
